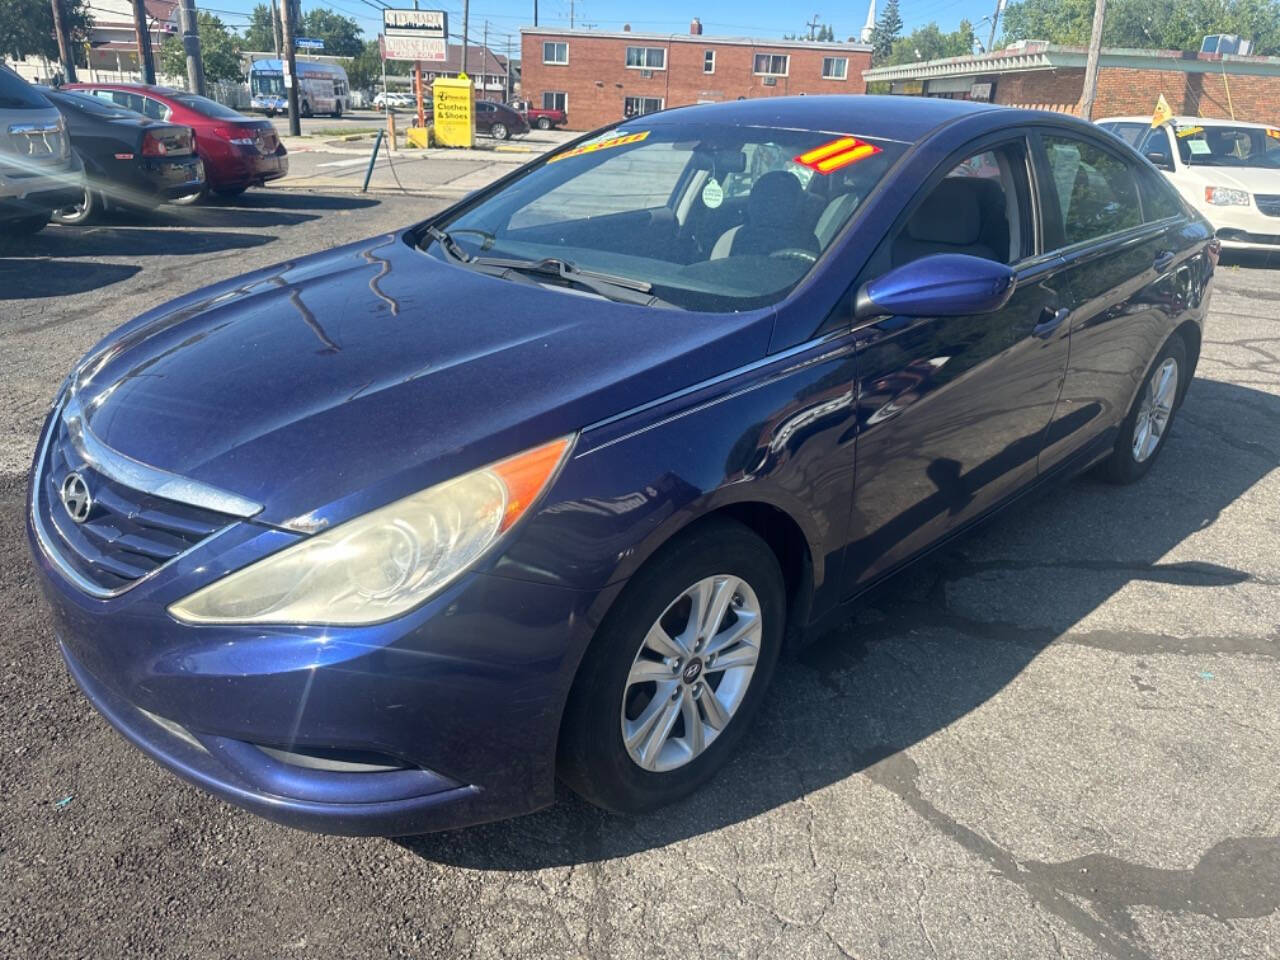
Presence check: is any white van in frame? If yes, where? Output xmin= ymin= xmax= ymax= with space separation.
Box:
xmin=1099 ymin=115 xmax=1280 ymax=252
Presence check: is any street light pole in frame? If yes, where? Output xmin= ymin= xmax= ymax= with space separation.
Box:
xmin=279 ymin=0 xmax=302 ymax=135
xmin=1078 ymin=0 xmax=1107 ymax=120
xmin=461 ymin=0 xmax=470 ymax=75
xmin=178 ymin=0 xmax=205 ymax=96
xmin=49 ymin=0 xmax=78 ymax=83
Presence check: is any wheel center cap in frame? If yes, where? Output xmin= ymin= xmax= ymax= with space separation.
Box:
xmin=682 ymin=658 xmax=704 ymax=685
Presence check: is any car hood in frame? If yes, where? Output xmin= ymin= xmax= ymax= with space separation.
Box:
xmin=1178 ymin=164 xmax=1280 ymax=194
xmin=69 ymin=231 xmax=774 ymax=528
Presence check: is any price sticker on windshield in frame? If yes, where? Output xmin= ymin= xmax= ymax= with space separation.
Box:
xmin=794 ymin=136 xmax=882 ymax=174
xmin=547 ymin=130 xmax=650 ymax=164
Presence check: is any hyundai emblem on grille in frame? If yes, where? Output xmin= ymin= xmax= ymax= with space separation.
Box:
xmin=60 ymin=472 xmax=92 ymax=523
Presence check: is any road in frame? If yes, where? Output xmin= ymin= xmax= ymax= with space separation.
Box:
xmin=1 ymin=189 xmax=1278 ymax=959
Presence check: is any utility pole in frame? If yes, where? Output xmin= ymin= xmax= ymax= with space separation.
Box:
xmin=178 ymin=0 xmax=205 ymax=95
xmin=482 ymin=20 xmax=488 ymax=99
xmin=985 ymin=0 xmax=1005 ymax=56
xmin=271 ymin=0 xmax=282 ymax=56
xmin=1078 ymin=0 xmax=1107 ymax=120
xmin=279 ymin=0 xmax=302 ymax=135
xmin=806 ymin=14 xmax=820 ymax=42
xmin=461 ymin=0 xmax=470 ymax=74
xmin=131 ymin=0 xmax=156 ymax=84
xmin=533 ymin=0 xmax=538 ymax=27
xmin=569 ymin=0 xmax=574 ymax=30
xmin=49 ymin=0 xmax=78 ymax=83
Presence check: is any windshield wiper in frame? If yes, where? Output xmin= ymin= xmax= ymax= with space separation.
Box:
xmin=425 ymin=225 xmax=473 ymax=264
xmin=469 ymin=255 xmax=673 ymax=307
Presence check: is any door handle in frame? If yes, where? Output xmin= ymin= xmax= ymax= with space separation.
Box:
xmin=1153 ymin=250 xmax=1176 ymax=271
xmin=1032 ymin=307 xmax=1070 ymax=340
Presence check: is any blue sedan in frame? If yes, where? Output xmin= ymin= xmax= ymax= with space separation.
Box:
xmin=27 ymin=96 xmax=1216 ymax=835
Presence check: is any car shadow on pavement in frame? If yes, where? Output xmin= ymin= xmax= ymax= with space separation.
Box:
xmin=0 ymin=259 xmax=140 ymax=299
xmin=107 ymin=206 xmax=322 ymax=230
xmin=3 ymin=227 xmax=276 ymax=260
xmin=401 ymin=377 xmax=1279 ymax=872
xmin=210 ymin=191 xmax=383 ymax=212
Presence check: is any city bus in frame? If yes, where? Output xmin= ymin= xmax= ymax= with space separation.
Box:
xmin=248 ymin=59 xmax=350 ymax=118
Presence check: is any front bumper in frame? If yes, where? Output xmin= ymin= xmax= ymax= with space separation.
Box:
xmin=1201 ymin=201 xmax=1280 ymax=250
xmin=27 ymin=414 xmax=617 ymax=833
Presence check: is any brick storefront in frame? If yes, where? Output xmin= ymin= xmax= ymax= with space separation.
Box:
xmin=863 ymin=43 xmax=1280 ymax=125
xmin=521 ymin=22 xmax=872 ymax=131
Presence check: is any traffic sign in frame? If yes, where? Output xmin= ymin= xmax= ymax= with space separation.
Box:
xmin=295 ymin=37 xmax=324 ymax=50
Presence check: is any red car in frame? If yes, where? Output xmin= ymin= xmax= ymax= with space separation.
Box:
xmin=508 ymin=99 xmax=567 ymax=130
xmin=62 ymin=83 xmax=287 ymax=199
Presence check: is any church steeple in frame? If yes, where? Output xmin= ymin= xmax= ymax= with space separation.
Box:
xmin=860 ymin=0 xmax=877 ymax=43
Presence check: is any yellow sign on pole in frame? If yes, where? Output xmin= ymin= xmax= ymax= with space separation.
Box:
xmin=432 ymin=73 xmax=474 ymax=148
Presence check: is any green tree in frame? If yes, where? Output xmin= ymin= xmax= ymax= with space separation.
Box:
xmin=160 ymin=12 xmax=243 ymax=83
xmin=870 ymin=0 xmax=904 ymax=62
xmin=299 ymin=9 xmax=363 ymax=58
xmin=1000 ymin=0 xmax=1280 ymax=55
xmin=0 ymin=0 xmax=92 ymax=62
xmin=885 ymin=19 xmax=976 ymax=65
xmin=242 ymin=3 xmax=276 ymax=53
xmin=346 ymin=38 xmax=409 ymax=90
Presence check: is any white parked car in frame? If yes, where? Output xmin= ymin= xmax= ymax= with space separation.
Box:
xmin=373 ymin=92 xmax=416 ymax=112
xmin=1099 ymin=115 xmax=1280 ymax=252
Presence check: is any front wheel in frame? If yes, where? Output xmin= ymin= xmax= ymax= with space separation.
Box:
xmin=559 ymin=518 xmax=785 ymax=813
xmin=490 ymin=121 xmax=509 ymax=141
xmin=1101 ymin=334 xmax=1188 ymax=484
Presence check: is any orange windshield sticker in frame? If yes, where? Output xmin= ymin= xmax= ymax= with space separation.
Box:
xmin=795 ymin=136 xmax=882 ymax=174
xmin=546 ymin=130 xmax=650 ymax=163
xmin=1268 ymin=128 xmax=1280 ymax=140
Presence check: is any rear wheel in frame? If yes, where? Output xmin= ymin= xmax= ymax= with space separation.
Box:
xmin=559 ymin=518 xmax=785 ymax=813
xmin=490 ymin=121 xmax=509 ymax=141
xmin=172 ymin=185 xmax=208 ymax=205
xmin=1101 ymin=334 xmax=1188 ymax=484
xmin=212 ymin=185 xmax=248 ymax=199
xmin=52 ymin=187 xmax=97 ymax=225
xmin=537 ymin=116 xmax=552 ymax=130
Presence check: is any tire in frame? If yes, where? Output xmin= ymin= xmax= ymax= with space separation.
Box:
xmin=1100 ymin=334 xmax=1188 ymax=484
xmin=490 ymin=121 xmax=509 ymax=141
xmin=537 ymin=116 xmax=551 ymax=130
xmin=172 ymin=185 xmax=208 ymax=205
xmin=558 ymin=517 xmax=785 ymax=814
xmin=212 ymin=185 xmax=248 ymax=199
xmin=51 ymin=187 xmax=97 ymax=225
xmin=3 ymin=214 xmax=48 ymax=236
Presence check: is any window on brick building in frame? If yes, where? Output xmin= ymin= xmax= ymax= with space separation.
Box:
xmin=704 ymin=50 xmax=715 ymax=73
xmin=753 ymin=53 xmax=789 ymax=76
xmin=542 ymin=91 xmax=567 ymax=112
xmin=625 ymin=46 xmax=667 ymax=69
xmin=543 ymin=41 xmax=568 ymax=64
xmin=623 ymin=95 xmax=664 ymax=117
xmin=822 ymin=57 xmax=847 ymax=80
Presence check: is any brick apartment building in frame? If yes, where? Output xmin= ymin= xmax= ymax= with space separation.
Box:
xmin=862 ymin=42 xmax=1280 ymax=123
xmin=520 ymin=20 xmax=873 ymax=131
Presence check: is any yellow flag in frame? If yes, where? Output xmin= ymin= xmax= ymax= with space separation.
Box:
xmin=1151 ymin=94 xmax=1174 ymax=128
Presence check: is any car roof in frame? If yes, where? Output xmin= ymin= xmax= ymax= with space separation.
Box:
xmin=638 ymin=95 xmax=1000 ymax=143
xmin=1098 ymin=115 xmax=1273 ymax=129
xmin=66 ymin=82 xmax=186 ymax=98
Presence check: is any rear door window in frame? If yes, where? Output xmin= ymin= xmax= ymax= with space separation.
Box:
xmin=1041 ymin=134 xmax=1142 ymax=248
xmin=141 ymin=96 xmax=171 ymax=120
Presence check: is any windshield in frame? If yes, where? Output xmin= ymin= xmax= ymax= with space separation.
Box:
xmin=426 ymin=121 xmax=905 ymax=312
xmin=1175 ymin=124 xmax=1280 ymax=168
xmin=173 ymin=94 xmax=246 ymax=119
xmin=48 ymin=90 xmax=137 ymax=118
xmin=252 ymin=74 xmax=285 ymax=97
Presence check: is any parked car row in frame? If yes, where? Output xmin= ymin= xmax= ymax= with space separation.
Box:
xmin=1 ymin=65 xmax=287 ymax=233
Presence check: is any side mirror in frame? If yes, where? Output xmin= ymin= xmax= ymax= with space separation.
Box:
xmin=854 ymin=253 xmax=1016 ymax=322
xmin=1146 ymin=151 xmax=1175 ymax=172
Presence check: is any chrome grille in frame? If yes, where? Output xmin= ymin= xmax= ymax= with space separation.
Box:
xmin=1254 ymin=194 xmax=1280 ymax=217
xmin=32 ymin=395 xmax=261 ymax=597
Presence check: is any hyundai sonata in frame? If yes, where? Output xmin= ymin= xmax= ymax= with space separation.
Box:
xmin=29 ymin=96 xmax=1216 ymax=834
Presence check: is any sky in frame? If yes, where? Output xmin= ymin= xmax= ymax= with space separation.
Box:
xmin=198 ymin=0 xmax=1001 ymax=56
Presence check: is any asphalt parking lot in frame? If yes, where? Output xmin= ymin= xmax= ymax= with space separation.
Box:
xmin=2 ymin=190 xmax=1278 ymax=959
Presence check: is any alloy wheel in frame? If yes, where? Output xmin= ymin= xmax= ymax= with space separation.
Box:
xmin=620 ymin=574 xmax=762 ymax=772
xmin=1132 ymin=357 xmax=1179 ymax=463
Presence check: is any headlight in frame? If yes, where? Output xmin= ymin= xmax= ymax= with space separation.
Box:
xmin=1204 ymin=186 xmax=1250 ymax=206
xmin=168 ymin=436 xmax=573 ymax=625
